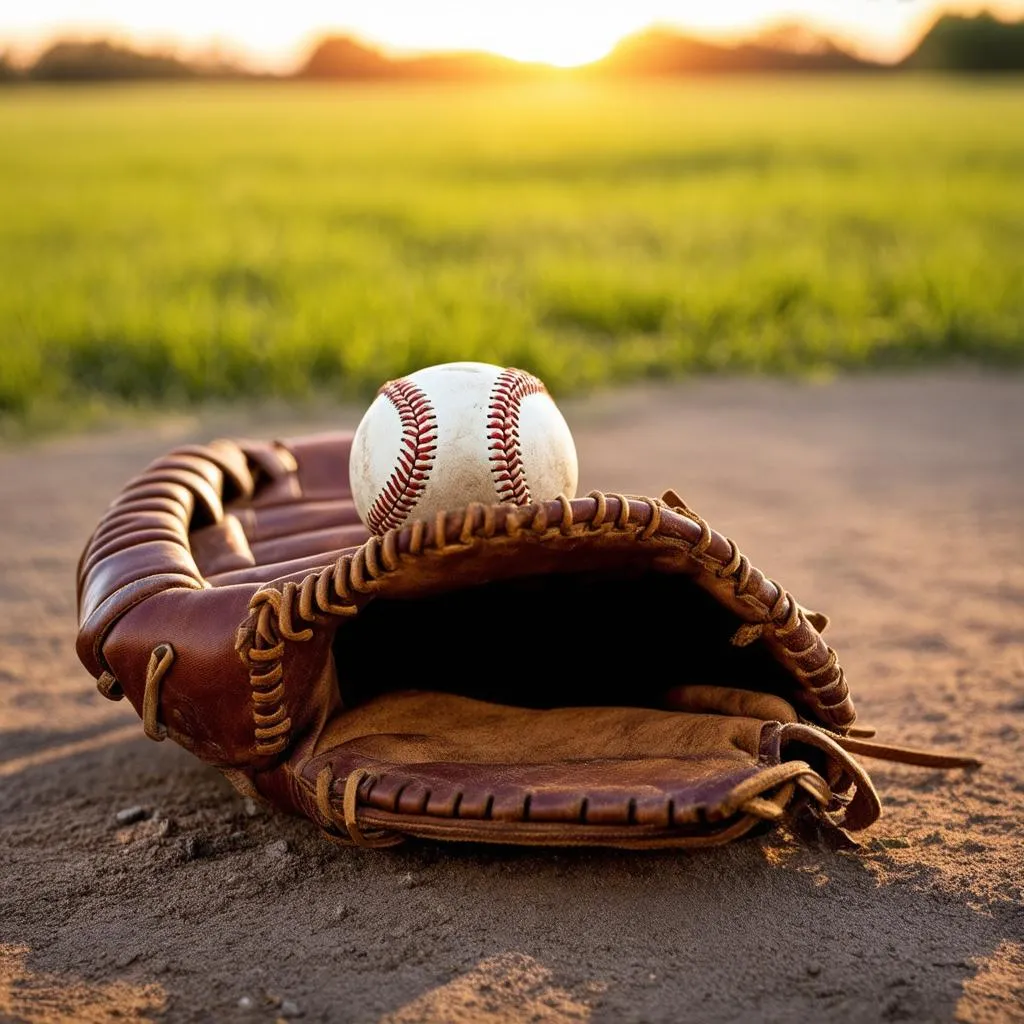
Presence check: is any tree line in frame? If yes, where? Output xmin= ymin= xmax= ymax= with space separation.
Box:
xmin=2 ymin=12 xmax=1022 ymax=83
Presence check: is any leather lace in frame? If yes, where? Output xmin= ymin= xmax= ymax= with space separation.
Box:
xmin=785 ymin=721 xmax=981 ymax=831
xmin=315 ymin=766 xmax=405 ymax=849
xmin=828 ymin=732 xmax=982 ymax=770
xmin=96 ymin=642 xmax=175 ymax=745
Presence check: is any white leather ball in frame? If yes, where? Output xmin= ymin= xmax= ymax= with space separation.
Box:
xmin=349 ymin=361 xmax=579 ymax=534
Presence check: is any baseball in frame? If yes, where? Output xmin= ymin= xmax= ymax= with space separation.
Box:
xmin=349 ymin=361 xmax=579 ymax=534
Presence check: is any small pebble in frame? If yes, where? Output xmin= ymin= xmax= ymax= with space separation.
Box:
xmin=182 ymin=833 xmax=211 ymax=860
xmin=115 ymin=806 xmax=148 ymax=826
xmin=264 ymin=839 xmax=289 ymax=860
xmin=280 ymin=999 xmax=303 ymax=1018
xmin=397 ymin=872 xmax=417 ymax=889
xmin=807 ymin=963 xmax=822 ymax=977
xmin=871 ymin=836 xmax=911 ymax=850
xmin=243 ymin=797 xmax=259 ymax=817
xmin=237 ymin=995 xmax=255 ymax=1011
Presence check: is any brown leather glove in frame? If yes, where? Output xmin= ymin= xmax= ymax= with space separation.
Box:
xmin=76 ymin=431 xmax=979 ymax=850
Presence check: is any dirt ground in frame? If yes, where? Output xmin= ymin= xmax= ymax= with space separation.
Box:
xmin=1 ymin=369 xmax=1022 ymax=1024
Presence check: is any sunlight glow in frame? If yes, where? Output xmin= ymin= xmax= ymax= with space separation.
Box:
xmin=2 ymin=0 xmax=1024 ymax=70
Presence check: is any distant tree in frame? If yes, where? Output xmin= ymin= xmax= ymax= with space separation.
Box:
xmin=751 ymin=21 xmax=851 ymax=56
xmin=297 ymin=35 xmax=555 ymax=81
xmin=588 ymin=27 xmax=874 ymax=76
xmin=0 ymin=51 xmax=22 ymax=83
xmin=29 ymin=39 xmax=197 ymax=81
xmin=903 ymin=12 xmax=1024 ymax=71
xmin=583 ymin=29 xmax=722 ymax=75
xmin=298 ymin=36 xmax=392 ymax=79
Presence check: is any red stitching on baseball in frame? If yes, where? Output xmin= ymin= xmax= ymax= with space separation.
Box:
xmin=488 ymin=367 xmax=546 ymax=505
xmin=365 ymin=378 xmax=438 ymax=533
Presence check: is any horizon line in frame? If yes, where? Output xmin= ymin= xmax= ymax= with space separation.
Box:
xmin=6 ymin=5 xmax=1020 ymax=74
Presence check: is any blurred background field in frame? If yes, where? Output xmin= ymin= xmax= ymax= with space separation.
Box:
xmin=2 ymin=72 xmax=1023 ymax=435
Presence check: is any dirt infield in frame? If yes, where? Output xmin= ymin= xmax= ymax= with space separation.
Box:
xmin=1 ymin=369 xmax=1022 ymax=1024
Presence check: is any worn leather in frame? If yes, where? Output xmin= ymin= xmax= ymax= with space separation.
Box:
xmin=76 ymin=430 xmax=880 ymax=849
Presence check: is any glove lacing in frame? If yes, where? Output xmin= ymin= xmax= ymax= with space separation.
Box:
xmin=315 ymin=766 xmax=405 ymax=849
xmin=237 ymin=489 xmax=979 ymax=846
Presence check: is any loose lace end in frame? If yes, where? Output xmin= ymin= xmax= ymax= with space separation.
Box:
xmin=833 ymin=734 xmax=982 ymax=770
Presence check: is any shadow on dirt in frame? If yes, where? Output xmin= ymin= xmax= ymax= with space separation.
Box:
xmin=1 ymin=733 xmax=1020 ymax=1024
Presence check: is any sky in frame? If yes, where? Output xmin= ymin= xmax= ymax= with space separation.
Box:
xmin=2 ymin=0 xmax=1023 ymax=71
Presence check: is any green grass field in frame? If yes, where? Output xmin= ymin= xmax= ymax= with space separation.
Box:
xmin=1 ymin=76 xmax=1022 ymax=433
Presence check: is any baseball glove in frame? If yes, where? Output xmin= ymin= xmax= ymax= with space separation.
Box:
xmin=76 ymin=430 xmax=979 ymax=851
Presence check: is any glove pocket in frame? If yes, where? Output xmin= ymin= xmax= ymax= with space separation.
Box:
xmin=283 ymin=693 xmax=834 ymax=850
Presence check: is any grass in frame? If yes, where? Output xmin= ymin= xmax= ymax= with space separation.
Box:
xmin=1 ymin=75 xmax=1022 ymax=433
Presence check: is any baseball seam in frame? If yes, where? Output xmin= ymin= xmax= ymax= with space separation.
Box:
xmin=488 ymin=368 xmax=546 ymax=505
xmin=365 ymin=378 xmax=438 ymax=534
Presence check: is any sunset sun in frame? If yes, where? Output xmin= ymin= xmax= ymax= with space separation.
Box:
xmin=351 ymin=3 xmax=645 ymax=69
xmin=483 ymin=30 xmax=621 ymax=68
xmin=441 ymin=10 xmax=635 ymax=67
